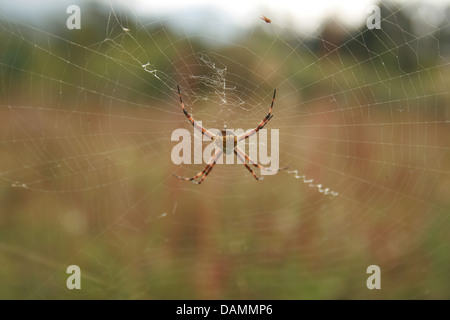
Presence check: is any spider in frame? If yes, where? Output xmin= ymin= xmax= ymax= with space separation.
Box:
xmin=173 ymin=85 xmax=288 ymax=184
xmin=260 ymin=15 xmax=271 ymax=23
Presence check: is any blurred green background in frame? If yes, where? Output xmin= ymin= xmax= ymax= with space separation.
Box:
xmin=0 ymin=0 xmax=449 ymax=299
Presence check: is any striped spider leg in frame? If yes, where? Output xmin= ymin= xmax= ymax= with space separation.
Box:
xmin=173 ymin=85 xmax=220 ymax=184
xmin=235 ymin=147 xmax=289 ymax=180
xmin=237 ymin=89 xmax=276 ymax=141
xmin=177 ymin=85 xmax=215 ymax=140
xmin=235 ymin=89 xmax=288 ymax=179
xmin=173 ymin=148 xmax=223 ymax=185
xmin=234 ymin=148 xmax=263 ymax=181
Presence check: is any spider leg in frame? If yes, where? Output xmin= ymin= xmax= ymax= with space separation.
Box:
xmin=177 ymin=85 xmax=215 ymax=141
xmin=235 ymin=147 xmax=289 ymax=172
xmin=234 ymin=150 xmax=263 ymax=181
xmin=238 ymin=89 xmax=276 ymax=141
xmin=173 ymin=149 xmax=223 ymax=184
xmin=193 ymin=157 xmax=218 ymax=185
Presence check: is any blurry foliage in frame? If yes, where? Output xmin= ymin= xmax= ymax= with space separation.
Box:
xmin=1 ymin=1 xmax=449 ymax=106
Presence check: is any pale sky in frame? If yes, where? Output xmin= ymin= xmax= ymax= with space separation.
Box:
xmin=1 ymin=0 xmax=449 ymax=35
xmin=132 ymin=0 xmax=450 ymax=32
xmin=134 ymin=0 xmax=377 ymax=31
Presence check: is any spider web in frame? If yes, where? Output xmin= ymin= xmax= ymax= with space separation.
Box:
xmin=0 ymin=0 xmax=449 ymax=299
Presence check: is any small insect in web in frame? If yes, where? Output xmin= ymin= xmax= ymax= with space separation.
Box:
xmin=260 ymin=15 xmax=271 ymax=23
xmin=173 ymin=85 xmax=288 ymax=184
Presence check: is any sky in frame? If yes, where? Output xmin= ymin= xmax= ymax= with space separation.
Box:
xmin=132 ymin=0 xmax=450 ymax=30
xmin=0 ymin=0 xmax=448 ymax=36
xmin=134 ymin=0 xmax=377 ymax=31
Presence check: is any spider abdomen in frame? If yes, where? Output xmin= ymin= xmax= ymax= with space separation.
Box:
xmin=215 ymin=130 xmax=237 ymax=154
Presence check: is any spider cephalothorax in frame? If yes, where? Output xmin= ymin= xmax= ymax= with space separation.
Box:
xmin=173 ymin=85 xmax=288 ymax=184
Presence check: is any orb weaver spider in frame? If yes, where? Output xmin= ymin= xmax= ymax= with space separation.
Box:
xmin=173 ymin=85 xmax=288 ymax=184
